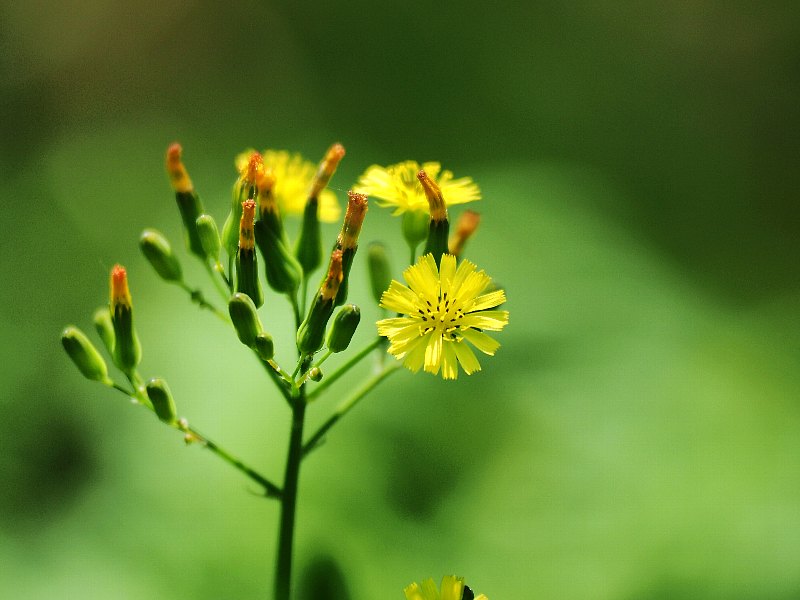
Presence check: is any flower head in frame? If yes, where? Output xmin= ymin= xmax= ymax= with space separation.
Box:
xmin=377 ymin=254 xmax=508 ymax=379
xmin=235 ymin=149 xmax=341 ymax=222
xmin=404 ymin=576 xmax=487 ymax=600
xmin=356 ymin=161 xmax=480 ymax=216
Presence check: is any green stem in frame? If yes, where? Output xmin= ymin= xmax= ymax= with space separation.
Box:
xmin=300 ymin=275 xmax=309 ymax=319
xmin=291 ymin=295 xmax=302 ymax=331
xmin=306 ymin=338 xmax=383 ymax=402
xmin=204 ymin=261 xmax=231 ymax=301
xmin=302 ymin=364 xmax=400 ymax=457
xmin=186 ymin=425 xmax=281 ymax=498
xmin=178 ymin=281 xmax=228 ymax=322
xmin=106 ymin=380 xmax=280 ymax=496
xmin=274 ymin=393 xmax=307 ymax=600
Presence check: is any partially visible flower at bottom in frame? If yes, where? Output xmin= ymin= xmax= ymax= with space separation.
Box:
xmin=377 ymin=254 xmax=508 ymax=379
xmin=404 ymin=576 xmax=488 ymax=600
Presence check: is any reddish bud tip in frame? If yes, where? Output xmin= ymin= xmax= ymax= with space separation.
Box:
xmin=110 ymin=264 xmax=132 ymax=308
xmin=165 ymin=143 xmax=193 ymax=193
xmin=321 ymin=249 xmax=344 ymax=301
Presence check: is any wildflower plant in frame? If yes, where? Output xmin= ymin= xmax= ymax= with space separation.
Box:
xmin=61 ymin=143 xmax=507 ymax=599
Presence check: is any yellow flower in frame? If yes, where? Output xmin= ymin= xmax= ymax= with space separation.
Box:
xmin=404 ymin=576 xmax=488 ymax=600
xmin=377 ymin=254 xmax=507 ymax=379
xmin=235 ymin=150 xmax=341 ymax=222
xmin=355 ymin=161 xmax=480 ymax=215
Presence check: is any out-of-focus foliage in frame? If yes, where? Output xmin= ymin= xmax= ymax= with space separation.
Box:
xmin=1 ymin=2 xmax=798 ymax=599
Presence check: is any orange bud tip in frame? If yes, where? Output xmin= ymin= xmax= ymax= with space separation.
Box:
xmin=328 ymin=143 xmax=346 ymax=162
xmin=449 ymin=210 xmax=481 ymax=256
xmin=340 ymin=192 xmax=369 ymax=249
xmin=310 ymin=143 xmax=346 ymax=199
xmin=241 ymin=152 xmax=265 ymax=185
xmin=165 ymin=143 xmax=193 ymax=193
xmin=110 ymin=264 xmax=132 ymax=308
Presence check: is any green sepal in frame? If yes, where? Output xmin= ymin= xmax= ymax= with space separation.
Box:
xmin=92 ymin=307 xmax=115 ymax=356
xmin=424 ymin=218 xmax=450 ymax=267
xmin=61 ymin=326 xmax=109 ymax=383
xmin=196 ymin=214 xmax=222 ymax=261
xmin=327 ymin=304 xmax=360 ymax=353
xmin=295 ymin=199 xmax=322 ymax=275
xmin=145 ymin=378 xmax=177 ymax=424
xmin=254 ymin=221 xmax=302 ymax=295
xmin=111 ymin=303 xmax=141 ymax=374
xmin=221 ymin=180 xmax=248 ymax=258
xmin=334 ymin=245 xmax=356 ymax=307
xmin=175 ymin=190 xmax=206 ymax=258
xmin=254 ymin=332 xmax=274 ymax=361
xmin=296 ymin=294 xmax=335 ymax=356
xmin=235 ymin=247 xmax=264 ymax=308
xmin=139 ymin=229 xmax=183 ymax=283
xmin=228 ymin=292 xmax=263 ymax=347
xmin=367 ymin=242 xmax=392 ymax=303
xmin=402 ymin=209 xmax=429 ymax=254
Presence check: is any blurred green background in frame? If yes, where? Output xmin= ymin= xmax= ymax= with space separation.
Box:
xmin=1 ymin=1 xmax=799 ymax=598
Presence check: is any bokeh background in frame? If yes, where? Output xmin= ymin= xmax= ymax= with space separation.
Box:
xmin=2 ymin=2 xmax=799 ymax=598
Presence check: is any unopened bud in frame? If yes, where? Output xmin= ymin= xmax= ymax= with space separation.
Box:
xmin=255 ymin=222 xmax=302 ymax=295
xmin=235 ymin=200 xmax=264 ymax=307
xmin=308 ymin=367 xmax=323 ymax=382
xmin=366 ymin=243 xmax=392 ymax=303
xmin=223 ymin=152 xmax=263 ymax=257
xmin=228 ymin=292 xmax=263 ymax=347
xmin=254 ymin=332 xmax=274 ymax=361
xmin=401 ymin=209 xmax=430 ymax=253
xmin=309 ymin=143 xmax=345 ymax=200
xmin=449 ymin=210 xmax=480 ymax=257
xmin=139 ymin=229 xmax=183 ymax=282
xmin=61 ymin=326 xmax=109 ymax=383
xmin=296 ymin=250 xmax=343 ymax=355
xmin=196 ymin=214 xmax=222 ymax=261
xmin=146 ymin=378 xmax=177 ymax=424
xmin=419 ymin=170 xmax=450 ymax=265
xmin=295 ymin=198 xmax=322 ymax=275
xmin=331 ymin=192 xmax=368 ymax=306
xmin=92 ymin=307 xmax=115 ymax=355
xmin=109 ymin=265 xmax=141 ymax=373
xmin=166 ymin=144 xmax=206 ymax=258
xmin=327 ymin=304 xmax=360 ymax=353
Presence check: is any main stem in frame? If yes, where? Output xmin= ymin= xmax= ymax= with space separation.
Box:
xmin=274 ymin=393 xmax=306 ymax=600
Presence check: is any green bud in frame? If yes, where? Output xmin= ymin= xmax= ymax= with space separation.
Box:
xmin=308 ymin=367 xmax=322 ymax=382
xmin=367 ymin=242 xmax=392 ymax=303
xmin=140 ymin=229 xmax=183 ymax=282
xmin=235 ymin=248 xmax=264 ymax=308
xmin=61 ymin=326 xmax=109 ymax=383
xmin=196 ymin=214 xmax=221 ymax=261
xmin=254 ymin=221 xmax=302 ymax=295
xmin=334 ymin=247 xmax=356 ymax=307
xmin=424 ymin=218 xmax=450 ymax=267
xmin=228 ymin=292 xmax=263 ymax=347
xmin=175 ymin=192 xmax=206 ymax=258
xmin=295 ymin=199 xmax=322 ymax=275
xmin=92 ymin=307 xmax=115 ymax=356
xmin=297 ymin=295 xmax=335 ymax=356
xmin=221 ymin=186 xmax=245 ymax=258
xmin=327 ymin=304 xmax=360 ymax=353
xmin=146 ymin=378 xmax=177 ymax=424
xmin=254 ymin=332 xmax=274 ymax=361
xmin=402 ymin=209 xmax=429 ymax=253
xmin=110 ymin=265 xmax=141 ymax=374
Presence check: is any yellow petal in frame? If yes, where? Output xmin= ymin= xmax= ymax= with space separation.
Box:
xmin=453 ymin=340 xmax=482 ymax=375
xmin=467 ymin=289 xmax=506 ymax=312
xmin=380 ymin=280 xmax=419 ymax=314
xmin=461 ymin=310 xmax=509 ymax=331
xmin=461 ymin=328 xmax=501 ymax=355
xmin=440 ymin=576 xmax=465 ymax=600
xmin=424 ymin=332 xmax=443 ymax=375
xmin=440 ymin=342 xmax=459 ymax=380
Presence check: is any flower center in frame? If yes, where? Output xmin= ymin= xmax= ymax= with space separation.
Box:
xmin=416 ymin=291 xmax=466 ymax=341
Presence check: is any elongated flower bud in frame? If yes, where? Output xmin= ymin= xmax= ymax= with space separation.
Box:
xmin=61 ymin=326 xmax=109 ymax=383
xmin=256 ymin=169 xmax=283 ymax=238
xmin=254 ymin=332 xmax=274 ymax=361
xmin=297 ymin=250 xmax=343 ymax=355
xmin=296 ymin=144 xmax=345 ymax=275
xmin=223 ymin=152 xmax=263 ymax=257
xmin=196 ymin=214 xmax=222 ymax=261
xmin=139 ymin=229 xmax=183 ymax=282
xmin=235 ymin=200 xmax=264 ymax=307
xmin=367 ymin=242 xmax=392 ymax=303
xmin=166 ymin=144 xmax=206 ymax=258
xmin=309 ymin=143 xmax=345 ymax=200
xmin=109 ymin=265 xmax=141 ymax=373
xmin=146 ymin=378 xmax=177 ymax=424
xmin=228 ymin=292 xmax=263 ymax=347
xmin=255 ymin=220 xmax=302 ymax=296
xmin=332 ymin=191 xmax=368 ymax=306
xmin=449 ymin=210 xmax=480 ymax=257
xmin=327 ymin=304 xmax=360 ymax=353
xmin=418 ymin=170 xmax=449 ymax=266
xmin=401 ymin=209 xmax=430 ymax=254
xmin=93 ymin=306 xmax=115 ymax=356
